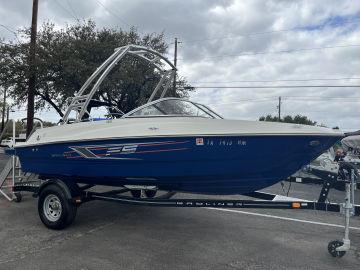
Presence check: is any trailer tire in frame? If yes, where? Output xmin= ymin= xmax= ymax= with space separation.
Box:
xmin=38 ymin=184 xmax=77 ymax=230
xmin=145 ymin=190 xmax=157 ymax=198
xmin=130 ymin=190 xmax=141 ymax=198
xmin=13 ymin=192 xmax=22 ymax=203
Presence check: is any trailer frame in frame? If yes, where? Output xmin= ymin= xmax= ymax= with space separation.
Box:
xmin=11 ymin=167 xmax=359 ymax=258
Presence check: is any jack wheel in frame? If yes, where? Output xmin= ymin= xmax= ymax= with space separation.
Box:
xmin=13 ymin=192 xmax=22 ymax=203
xmin=328 ymin=240 xmax=346 ymax=257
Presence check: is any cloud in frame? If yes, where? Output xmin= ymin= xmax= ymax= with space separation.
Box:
xmin=0 ymin=0 xmax=360 ymax=130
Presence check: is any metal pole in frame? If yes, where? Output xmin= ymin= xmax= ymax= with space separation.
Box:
xmin=11 ymin=120 xmax=16 ymax=200
xmin=336 ymin=173 xmax=354 ymax=253
xmin=337 ymin=182 xmax=351 ymax=252
xmin=172 ymin=37 xmax=178 ymax=92
xmin=351 ymin=170 xmax=355 ymax=205
xmin=1 ymin=88 xmax=6 ymax=132
xmin=12 ymin=119 xmax=15 ymax=148
xmin=26 ymin=0 xmax=39 ymax=138
xmin=344 ymin=183 xmax=350 ymax=242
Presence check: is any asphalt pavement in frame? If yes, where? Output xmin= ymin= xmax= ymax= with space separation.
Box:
xmin=0 ymin=153 xmax=359 ymax=270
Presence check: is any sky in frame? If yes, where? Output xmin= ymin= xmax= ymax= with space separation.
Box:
xmin=1 ymin=0 xmax=360 ymax=131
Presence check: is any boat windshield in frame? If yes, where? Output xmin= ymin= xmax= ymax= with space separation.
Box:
xmin=123 ymin=98 xmax=222 ymax=119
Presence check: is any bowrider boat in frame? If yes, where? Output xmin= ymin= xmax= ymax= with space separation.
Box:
xmin=10 ymin=45 xmax=343 ymax=195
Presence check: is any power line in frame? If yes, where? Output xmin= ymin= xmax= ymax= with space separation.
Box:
xmin=184 ymin=18 xmax=360 ymax=44
xmin=0 ymin=24 xmax=21 ymax=43
xmin=0 ymin=24 xmax=16 ymax=34
xmin=177 ymin=44 xmax=360 ymax=61
xmin=95 ymin=0 xmax=131 ymax=29
xmin=66 ymin=0 xmax=80 ymax=21
xmin=282 ymin=110 xmax=327 ymax=114
xmin=208 ymin=100 xmax=277 ymax=106
xmin=283 ymin=95 xmax=360 ymax=99
xmin=188 ymin=77 xmax=360 ymax=84
xmin=208 ymin=98 xmax=360 ymax=106
xmin=284 ymin=99 xmax=360 ymax=103
xmin=206 ymin=95 xmax=360 ymax=103
xmin=207 ymin=97 xmax=277 ymax=103
xmin=186 ymin=85 xmax=360 ymax=89
xmin=54 ymin=0 xmax=79 ymax=22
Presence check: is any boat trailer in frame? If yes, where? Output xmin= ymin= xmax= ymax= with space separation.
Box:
xmin=0 ymin=121 xmax=359 ymax=258
xmin=1 ymin=163 xmax=357 ymax=258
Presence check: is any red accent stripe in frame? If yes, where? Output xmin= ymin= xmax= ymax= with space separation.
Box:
xmin=87 ymin=147 xmax=108 ymax=151
xmin=65 ymin=141 xmax=190 ymax=157
xmin=135 ymin=148 xmax=189 ymax=154
xmin=87 ymin=141 xmax=189 ymax=150
xmin=96 ymin=147 xmax=189 ymax=157
xmin=139 ymin=141 xmax=189 ymax=147
xmin=66 ymin=155 xmax=83 ymax=159
xmin=94 ymin=153 xmax=108 ymax=157
xmin=66 ymin=141 xmax=189 ymax=151
xmin=66 ymin=147 xmax=189 ymax=158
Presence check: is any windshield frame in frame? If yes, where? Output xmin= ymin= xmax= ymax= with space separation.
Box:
xmin=122 ymin=97 xmax=223 ymax=119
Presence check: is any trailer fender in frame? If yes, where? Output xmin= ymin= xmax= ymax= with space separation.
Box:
xmin=36 ymin=179 xmax=81 ymax=200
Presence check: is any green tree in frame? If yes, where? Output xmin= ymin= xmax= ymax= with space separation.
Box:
xmin=1 ymin=119 xmax=56 ymax=140
xmin=0 ymin=20 xmax=193 ymax=118
xmin=259 ymin=114 xmax=317 ymax=126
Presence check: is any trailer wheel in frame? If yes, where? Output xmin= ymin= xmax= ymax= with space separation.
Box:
xmin=145 ymin=190 xmax=157 ymax=198
xmin=130 ymin=190 xmax=157 ymax=198
xmin=328 ymin=240 xmax=346 ymax=257
xmin=130 ymin=190 xmax=141 ymax=198
xmin=13 ymin=192 xmax=22 ymax=203
xmin=38 ymin=185 xmax=77 ymax=230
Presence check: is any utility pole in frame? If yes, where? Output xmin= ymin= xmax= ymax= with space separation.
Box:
xmin=1 ymin=88 xmax=6 ymax=132
xmin=6 ymin=107 xmax=9 ymax=123
xmin=172 ymin=37 xmax=178 ymax=92
xmin=26 ymin=0 xmax=39 ymax=137
xmin=277 ymin=96 xmax=281 ymax=122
